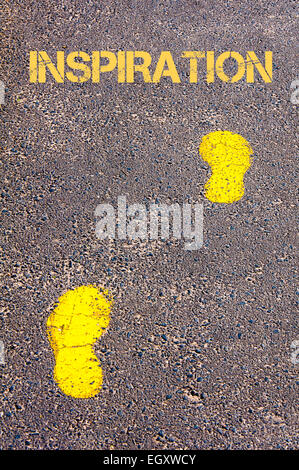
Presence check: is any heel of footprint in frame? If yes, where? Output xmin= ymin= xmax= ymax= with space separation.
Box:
xmin=47 ymin=285 xmax=113 ymax=398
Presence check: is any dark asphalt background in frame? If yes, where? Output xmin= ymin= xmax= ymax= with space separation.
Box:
xmin=0 ymin=0 xmax=298 ymax=450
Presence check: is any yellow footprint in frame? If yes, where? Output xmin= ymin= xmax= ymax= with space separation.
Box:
xmin=199 ymin=131 xmax=253 ymax=203
xmin=47 ymin=285 xmax=113 ymax=398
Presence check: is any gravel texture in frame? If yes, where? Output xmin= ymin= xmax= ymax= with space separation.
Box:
xmin=0 ymin=0 xmax=298 ymax=450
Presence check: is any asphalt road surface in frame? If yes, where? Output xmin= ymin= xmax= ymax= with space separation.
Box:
xmin=0 ymin=0 xmax=298 ymax=450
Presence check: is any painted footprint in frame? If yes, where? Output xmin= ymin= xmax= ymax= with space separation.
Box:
xmin=47 ymin=285 xmax=113 ymax=398
xmin=199 ymin=131 xmax=253 ymax=203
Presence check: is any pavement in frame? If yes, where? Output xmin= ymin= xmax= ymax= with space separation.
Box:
xmin=0 ymin=0 xmax=298 ymax=450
